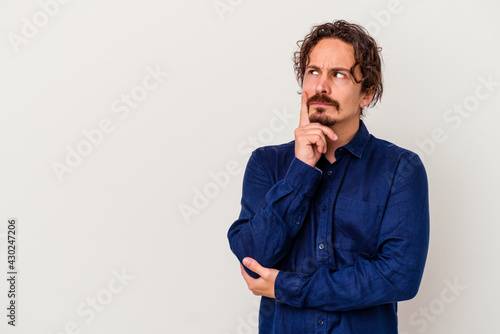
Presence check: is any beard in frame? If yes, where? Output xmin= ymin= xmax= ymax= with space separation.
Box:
xmin=309 ymin=108 xmax=337 ymax=126
xmin=307 ymin=93 xmax=340 ymax=127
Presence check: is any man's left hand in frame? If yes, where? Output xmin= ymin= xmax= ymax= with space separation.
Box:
xmin=240 ymin=257 xmax=279 ymax=299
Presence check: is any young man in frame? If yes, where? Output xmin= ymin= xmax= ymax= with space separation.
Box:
xmin=227 ymin=20 xmax=429 ymax=333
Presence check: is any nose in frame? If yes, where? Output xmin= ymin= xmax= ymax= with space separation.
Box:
xmin=316 ymin=74 xmax=331 ymax=95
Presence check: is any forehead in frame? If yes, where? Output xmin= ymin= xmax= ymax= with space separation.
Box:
xmin=307 ymin=38 xmax=355 ymax=69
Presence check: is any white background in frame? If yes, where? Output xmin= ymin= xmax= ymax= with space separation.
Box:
xmin=1 ymin=0 xmax=499 ymax=333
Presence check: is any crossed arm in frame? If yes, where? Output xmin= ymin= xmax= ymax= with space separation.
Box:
xmin=228 ymin=150 xmax=429 ymax=311
xmin=240 ymin=257 xmax=278 ymax=299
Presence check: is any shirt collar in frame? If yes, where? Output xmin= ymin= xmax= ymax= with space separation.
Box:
xmin=342 ymin=120 xmax=370 ymax=158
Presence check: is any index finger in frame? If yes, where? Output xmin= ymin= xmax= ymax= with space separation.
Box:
xmin=299 ymin=91 xmax=310 ymax=127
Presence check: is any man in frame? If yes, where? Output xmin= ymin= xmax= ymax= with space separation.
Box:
xmin=227 ymin=20 xmax=429 ymax=333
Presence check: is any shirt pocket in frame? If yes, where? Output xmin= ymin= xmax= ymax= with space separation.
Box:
xmin=333 ymin=196 xmax=384 ymax=257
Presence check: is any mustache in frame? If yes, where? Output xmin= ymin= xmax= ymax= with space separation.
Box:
xmin=307 ymin=94 xmax=340 ymax=111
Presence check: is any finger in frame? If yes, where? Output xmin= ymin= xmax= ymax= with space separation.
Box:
xmin=304 ymin=123 xmax=338 ymax=141
xmin=307 ymin=133 xmax=328 ymax=154
xmin=242 ymin=257 xmax=263 ymax=275
xmin=321 ymin=126 xmax=338 ymax=141
xmin=299 ymin=91 xmax=310 ymax=127
xmin=240 ymin=263 xmax=252 ymax=282
xmin=316 ymin=134 xmax=328 ymax=154
xmin=300 ymin=128 xmax=329 ymax=153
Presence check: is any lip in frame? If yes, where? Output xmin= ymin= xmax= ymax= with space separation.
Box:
xmin=310 ymin=102 xmax=332 ymax=107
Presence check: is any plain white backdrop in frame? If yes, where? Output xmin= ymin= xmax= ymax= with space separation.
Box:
xmin=1 ymin=0 xmax=499 ymax=333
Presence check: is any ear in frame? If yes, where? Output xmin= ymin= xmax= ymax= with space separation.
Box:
xmin=359 ymin=90 xmax=375 ymax=109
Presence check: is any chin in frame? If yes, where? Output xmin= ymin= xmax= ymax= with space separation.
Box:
xmin=309 ymin=113 xmax=336 ymax=127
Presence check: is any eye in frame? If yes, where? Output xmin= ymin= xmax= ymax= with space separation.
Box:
xmin=308 ymin=69 xmax=319 ymax=75
xmin=333 ymin=71 xmax=346 ymax=79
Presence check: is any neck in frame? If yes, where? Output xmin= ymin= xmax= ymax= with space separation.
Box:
xmin=324 ymin=120 xmax=360 ymax=163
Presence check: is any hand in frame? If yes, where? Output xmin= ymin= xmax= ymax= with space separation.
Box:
xmin=240 ymin=257 xmax=279 ymax=299
xmin=294 ymin=92 xmax=338 ymax=167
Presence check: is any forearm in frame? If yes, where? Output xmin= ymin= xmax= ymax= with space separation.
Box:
xmin=275 ymin=153 xmax=430 ymax=311
xmin=275 ymin=246 xmax=428 ymax=312
xmin=228 ymin=154 xmax=321 ymax=277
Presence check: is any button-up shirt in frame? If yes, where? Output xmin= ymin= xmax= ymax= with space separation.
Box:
xmin=227 ymin=120 xmax=430 ymax=333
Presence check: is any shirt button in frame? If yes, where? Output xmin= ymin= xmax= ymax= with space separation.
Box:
xmin=327 ymin=170 xmax=332 ymax=176
xmin=295 ymin=221 xmax=301 ymax=226
xmin=318 ymin=320 xmax=324 ymax=325
xmin=318 ymin=244 xmax=325 ymax=250
xmin=322 ymin=206 xmax=327 ymax=211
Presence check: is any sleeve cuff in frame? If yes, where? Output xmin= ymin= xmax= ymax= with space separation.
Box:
xmin=274 ymin=270 xmax=309 ymax=308
xmin=284 ymin=157 xmax=322 ymax=197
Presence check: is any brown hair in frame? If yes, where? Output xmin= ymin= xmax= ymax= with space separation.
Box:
xmin=293 ymin=20 xmax=383 ymax=110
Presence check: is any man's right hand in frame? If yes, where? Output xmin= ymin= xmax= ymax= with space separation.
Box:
xmin=294 ymin=92 xmax=338 ymax=167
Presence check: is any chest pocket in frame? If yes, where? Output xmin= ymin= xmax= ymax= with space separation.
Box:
xmin=333 ymin=197 xmax=384 ymax=257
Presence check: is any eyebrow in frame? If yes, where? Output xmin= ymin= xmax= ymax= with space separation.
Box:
xmin=306 ymin=65 xmax=351 ymax=73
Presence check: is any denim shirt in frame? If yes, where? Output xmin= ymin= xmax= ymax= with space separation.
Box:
xmin=227 ymin=121 xmax=430 ymax=333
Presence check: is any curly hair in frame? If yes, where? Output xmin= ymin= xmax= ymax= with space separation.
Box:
xmin=293 ymin=20 xmax=383 ymax=110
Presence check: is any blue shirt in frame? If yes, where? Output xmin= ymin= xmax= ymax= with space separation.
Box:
xmin=227 ymin=121 xmax=430 ymax=333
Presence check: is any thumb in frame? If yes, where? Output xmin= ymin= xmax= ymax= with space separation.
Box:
xmin=242 ymin=257 xmax=263 ymax=274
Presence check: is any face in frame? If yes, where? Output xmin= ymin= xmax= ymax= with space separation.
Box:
xmin=303 ymin=38 xmax=373 ymax=128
